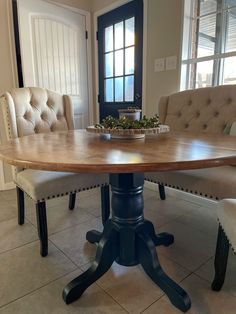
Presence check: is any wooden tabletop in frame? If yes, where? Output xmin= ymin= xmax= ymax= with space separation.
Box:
xmin=0 ymin=130 xmax=235 ymax=173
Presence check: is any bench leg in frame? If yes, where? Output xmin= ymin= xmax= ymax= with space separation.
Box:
xmin=212 ymin=224 xmax=230 ymax=291
xmin=158 ymin=184 xmax=166 ymax=200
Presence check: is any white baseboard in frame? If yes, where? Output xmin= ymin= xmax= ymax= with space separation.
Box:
xmin=144 ymin=181 xmax=217 ymax=209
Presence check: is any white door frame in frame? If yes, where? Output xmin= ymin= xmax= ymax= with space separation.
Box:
xmin=93 ymin=0 xmax=148 ymax=123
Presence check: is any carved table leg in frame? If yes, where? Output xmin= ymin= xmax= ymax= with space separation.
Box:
xmin=86 ymin=230 xmax=102 ymax=244
xmin=63 ymin=221 xmax=117 ymax=304
xmin=63 ymin=173 xmax=191 ymax=312
xmin=138 ymin=228 xmax=191 ymax=312
xmin=143 ymin=220 xmax=174 ymax=247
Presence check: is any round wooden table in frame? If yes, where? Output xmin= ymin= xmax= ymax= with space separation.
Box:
xmin=1 ymin=130 xmax=236 ymax=313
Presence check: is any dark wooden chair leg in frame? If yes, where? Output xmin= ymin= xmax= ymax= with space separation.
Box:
xmin=212 ymin=224 xmax=230 ymax=291
xmin=158 ymin=184 xmax=166 ymax=200
xmin=16 ymin=186 xmax=25 ymax=225
xmin=101 ymin=185 xmax=110 ymax=225
xmin=69 ymin=192 xmax=76 ymax=210
xmin=36 ymin=201 xmax=48 ymax=257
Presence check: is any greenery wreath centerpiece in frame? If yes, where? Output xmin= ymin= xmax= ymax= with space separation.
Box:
xmin=95 ymin=114 xmax=160 ymax=130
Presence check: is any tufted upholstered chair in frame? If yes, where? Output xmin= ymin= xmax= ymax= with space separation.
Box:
xmin=145 ymin=84 xmax=236 ymax=201
xmin=212 ymin=199 xmax=236 ymax=291
xmin=0 ymin=87 xmax=110 ymax=257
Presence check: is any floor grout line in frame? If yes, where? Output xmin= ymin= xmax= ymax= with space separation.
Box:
xmin=93 ymin=282 xmax=130 ymax=314
xmin=0 ymin=239 xmax=39 ymax=256
xmin=48 ymin=239 xmax=80 ymax=269
xmin=0 ymin=268 xmax=79 ymax=310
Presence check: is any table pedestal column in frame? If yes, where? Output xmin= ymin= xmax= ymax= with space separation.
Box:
xmin=63 ymin=173 xmax=191 ymax=312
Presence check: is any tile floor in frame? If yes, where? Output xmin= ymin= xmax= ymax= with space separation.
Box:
xmin=0 ymin=187 xmax=236 ymax=313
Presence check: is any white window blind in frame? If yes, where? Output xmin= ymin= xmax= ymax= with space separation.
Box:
xmin=181 ymin=0 xmax=236 ymax=90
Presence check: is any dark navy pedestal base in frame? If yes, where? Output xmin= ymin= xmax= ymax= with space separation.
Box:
xmin=63 ymin=173 xmax=191 ymax=312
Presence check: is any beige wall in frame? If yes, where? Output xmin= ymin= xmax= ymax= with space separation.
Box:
xmin=0 ymin=0 xmax=16 ymax=185
xmin=91 ymin=0 xmax=121 ymax=12
xmin=53 ymin=0 xmax=91 ymax=11
xmin=146 ymin=0 xmax=183 ymax=116
xmin=0 ymin=0 xmax=16 ymax=96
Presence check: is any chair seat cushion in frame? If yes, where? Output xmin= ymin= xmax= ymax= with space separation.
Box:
xmin=145 ymin=166 xmax=236 ymax=200
xmin=15 ymin=169 xmax=109 ymax=202
xmin=217 ymin=199 xmax=236 ymax=251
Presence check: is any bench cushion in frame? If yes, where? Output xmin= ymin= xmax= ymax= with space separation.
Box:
xmin=16 ymin=170 xmax=109 ymax=202
xmin=145 ymin=166 xmax=236 ymax=200
xmin=217 ymin=199 xmax=236 ymax=251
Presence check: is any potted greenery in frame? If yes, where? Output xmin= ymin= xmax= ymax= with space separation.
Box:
xmin=118 ymin=107 xmax=142 ymax=121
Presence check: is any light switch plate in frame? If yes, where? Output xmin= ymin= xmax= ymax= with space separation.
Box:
xmin=154 ymin=58 xmax=165 ymax=72
xmin=166 ymin=56 xmax=177 ymax=70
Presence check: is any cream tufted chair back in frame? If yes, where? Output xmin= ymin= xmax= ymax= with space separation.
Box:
xmin=2 ymin=87 xmax=74 ymax=139
xmin=158 ymin=84 xmax=236 ymax=134
xmin=0 ymin=87 xmax=110 ymax=258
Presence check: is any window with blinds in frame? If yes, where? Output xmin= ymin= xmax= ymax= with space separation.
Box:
xmin=181 ymin=0 xmax=236 ymax=90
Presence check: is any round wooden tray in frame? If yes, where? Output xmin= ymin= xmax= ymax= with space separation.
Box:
xmin=86 ymin=124 xmax=170 ymax=139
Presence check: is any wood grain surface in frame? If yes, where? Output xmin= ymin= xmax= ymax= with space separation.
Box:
xmin=0 ymin=130 xmax=235 ymax=173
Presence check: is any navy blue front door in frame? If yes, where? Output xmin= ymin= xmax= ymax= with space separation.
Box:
xmin=97 ymin=0 xmax=143 ymax=121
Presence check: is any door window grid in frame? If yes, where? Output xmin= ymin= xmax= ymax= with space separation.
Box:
xmin=104 ymin=17 xmax=135 ymax=102
xmin=181 ymin=0 xmax=236 ymax=90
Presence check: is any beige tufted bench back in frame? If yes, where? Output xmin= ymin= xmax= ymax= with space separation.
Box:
xmin=158 ymin=85 xmax=236 ymax=134
xmin=2 ymin=87 xmax=74 ymax=139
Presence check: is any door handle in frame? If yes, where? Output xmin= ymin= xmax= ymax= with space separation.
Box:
xmin=135 ymin=93 xmax=141 ymax=100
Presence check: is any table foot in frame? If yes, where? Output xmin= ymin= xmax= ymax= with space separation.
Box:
xmin=143 ymin=220 xmax=174 ymax=247
xmin=86 ymin=230 xmax=102 ymax=244
xmin=138 ymin=230 xmax=191 ymax=313
xmin=63 ymin=222 xmax=117 ymax=304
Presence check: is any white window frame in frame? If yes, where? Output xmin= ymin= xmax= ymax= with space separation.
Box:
xmin=181 ymin=0 xmax=236 ymax=90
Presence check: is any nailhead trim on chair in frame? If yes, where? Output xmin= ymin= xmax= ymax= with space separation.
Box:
xmin=1 ymin=95 xmax=21 ymax=176
xmin=15 ymin=182 xmax=109 ymax=203
xmin=218 ymin=221 xmax=236 ymax=254
xmin=0 ymin=96 xmax=13 ymax=139
xmin=144 ymin=178 xmax=218 ymax=200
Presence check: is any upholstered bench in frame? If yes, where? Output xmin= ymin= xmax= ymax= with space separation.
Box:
xmin=212 ymin=199 xmax=236 ymax=291
xmin=145 ymin=85 xmax=236 ymax=201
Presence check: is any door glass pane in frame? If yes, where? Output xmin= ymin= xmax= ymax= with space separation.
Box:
xmin=197 ymin=14 xmax=216 ymax=57
xmin=125 ymin=17 xmax=134 ymax=46
xmin=105 ymin=26 xmax=113 ymax=52
xmin=125 ymin=76 xmax=134 ymax=101
xmin=195 ymin=60 xmax=213 ymax=88
xmin=125 ymin=47 xmax=134 ymax=74
xmin=115 ymin=21 xmax=124 ymax=50
xmin=115 ymin=50 xmax=123 ymax=76
xmin=115 ymin=77 xmax=123 ymax=101
xmin=105 ymin=52 xmax=113 ymax=77
xmin=225 ymin=8 xmax=236 ymax=52
xmin=222 ymin=57 xmax=236 ymax=84
xmin=105 ymin=78 xmax=113 ymax=102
